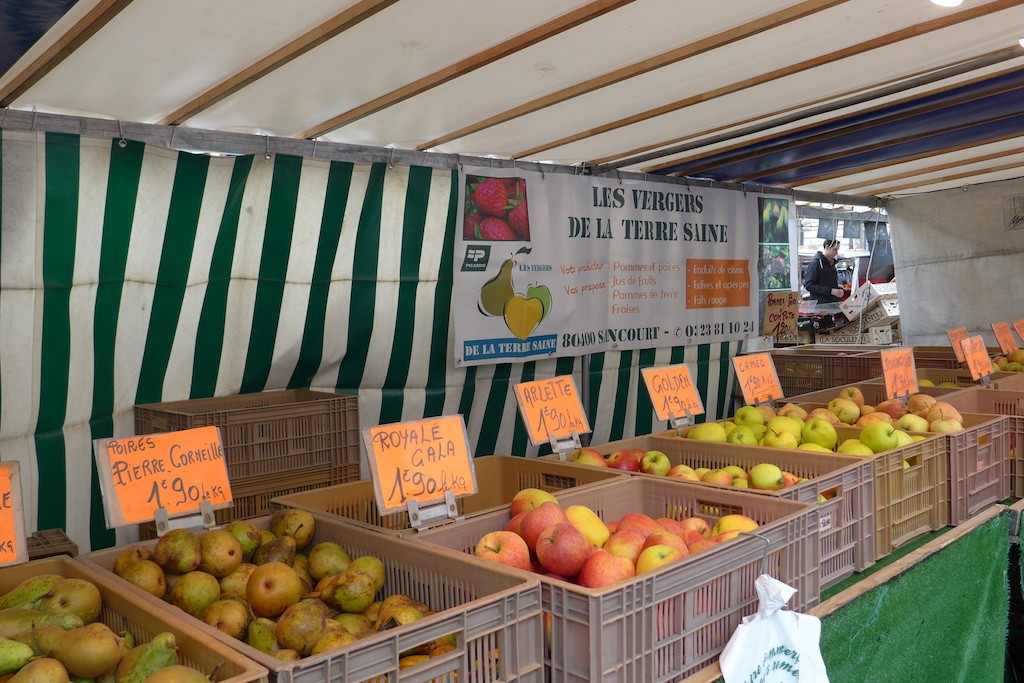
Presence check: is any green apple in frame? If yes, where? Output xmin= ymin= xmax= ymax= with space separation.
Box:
xmin=893 ymin=429 xmax=914 ymax=447
xmin=722 ymin=465 xmax=748 ymax=481
xmin=725 ymin=425 xmax=759 ymax=445
xmin=766 ymin=416 xmax=804 ymax=443
xmin=858 ymin=422 xmax=900 ymax=453
xmin=837 ymin=439 xmax=874 ymax=455
xmin=640 ymin=450 xmax=672 ymax=476
xmin=800 ymin=418 xmax=838 ymax=451
xmin=748 ymin=463 xmax=784 ymax=490
xmin=894 ymin=414 xmax=929 ymax=433
xmin=760 ymin=428 xmax=798 ymax=450
xmin=797 ymin=442 xmax=831 ymax=452
xmin=733 ymin=406 xmax=765 ymax=427
xmin=686 ymin=422 xmax=728 ymax=442
xmin=827 ymin=397 xmax=860 ymax=425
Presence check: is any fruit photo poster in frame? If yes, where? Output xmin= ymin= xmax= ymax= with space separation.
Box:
xmin=455 ymin=166 xmax=770 ymax=366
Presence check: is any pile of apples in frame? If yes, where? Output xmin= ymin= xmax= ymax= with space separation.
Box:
xmin=111 ymin=510 xmax=456 ymax=670
xmin=991 ymin=349 xmax=1024 ymax=373
xmin=472 ymin=488 xmax=759 ymax=589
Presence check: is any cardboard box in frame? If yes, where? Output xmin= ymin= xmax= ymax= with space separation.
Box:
xmin=814 ymin=332 xmax=872 ymax=344
xmin=832 ymin=300 xmax=899 ymax=335
xmin=869 ymin=325 xmax=893 ymax=344
xmin=840 ymin=281 xmax=898 ymax=320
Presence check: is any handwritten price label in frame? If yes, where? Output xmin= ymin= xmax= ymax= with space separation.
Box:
xmin=364 ymin=415 xmax=477 ymax=514
xmin=642 ymin=364 xmax=705 ymax=422
xmin=881 ymin=347 xmax=918 ymax=399
xmin=992 ymin=322 xmax=1019 ymax=354
xmin=946 ymin=327 xmax=969 ymax=363
xmin=762 ymin=292 xmax=800 ymax=338
xmin=732 ymin=353 xmax=784 ymax=405
xmin=0 ymin=463 xmax=27 ymax=567
xmin=94 ymin=426 xmax=233 ymax=527
xmin=514 ymin=376 xmax=591 ymax=446
xmin=961 ymin=335 xmax=994 ymax=381
xmin=1014 ymin=320 xmax=1024 ymax=345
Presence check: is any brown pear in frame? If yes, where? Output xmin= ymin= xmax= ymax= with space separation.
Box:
xmin=346 ymin=556 xmax=385 ymax=593
xmin=269 ymin=509 xmax=315 ymax=549
xmin=200 ymin=597 xmax=251 ymax=640
xmin=323 ymin=570 xmax=376 ymax=615
xmin=120 ymin=560 xmax=167 ymax=599
xmin=8 ymin=656 xmax=69 ymax=683
xmin=197 ymin=530 xmax=243 ymax=578
xmin=167 ymin=571 xmax=220 ymax=619
xmin=291 ymin=554 xmax=314 ymax=592
xmin=245 ymin=562 xmax=303 ymax=619
xmin=245 ymin=618 xmax=280 ymax=654
xmin=310 ymin=630 xmax=357 ymax=656
xmin=222 ymin=521 xmax=263 ymax=563
xmin=153 ymin=531 xmax=201 ymax=574
xmin=274 ymin=599 xmax=328 ymax=657
xmin=270 ymin=650 xmax=301 ymax=662
xmin=33 ymin=622 xmax=128 ymax=679
xmin=218 ymin=564 xmax=257 ymax=601
xmin=35 ymin=579 xmax=102 ymax=625
xmin=257 ymin=530 xmax=277 ymax=545
xmin=332 ymin=613 xmax=371 ymax=635
xmin=112 ymin=548 xmax=152 ymax=577
xmin=0 ymin=609 xmax=82 ymax=638
xmin=307 ymin=542 xmax=350 ymax=581
xmin=251 ymin=535 xmax=296 ymax=566
xmin=143 ymin=665 xmax=211 ymax=683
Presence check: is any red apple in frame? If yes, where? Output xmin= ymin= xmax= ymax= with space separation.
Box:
xmin=571 ymin=448 xmax=608 ymax=468
xmin=907 ymin=393 xmax=937 ymax=417
xmin=509 ymin=488 xmax=558 ymax=517
xmin=679 ymin=529 xmax=707 ymax=548
xmin=642 ymin=531 xmax=690 ymax=557
xmin=874 ymin=399 xmax=908 ymax=421
xmin=926 ymin=401 xmax=963 ymax=424
xmin=655 ymin=517 xmax=685 ymax=535
xmin=606 ymin=449 xmax=642 ymax=472
xmin=577 ymin=549 xmax=635 ymax=588
xmin=838 ymin=386 xmax=865 ymax=407
xmin=678 ymin=517 xmax=712 ymax=538
xmin=475 ymin=531 xmax=531 ymax=571
xmin=505 ymin=511 xmax=527 ymax=536
xmin=519 ymin=502 xmax=569 ymax=552
xmin=535 ymin=523 xmax=591 ymax=577
xmin=807 ymin=408 xmax=842 ymax=426
xmin=667 ymin=464 xmax=700 ymax=481
xmin=615 ymin=512 xmax=661 ymax=538
xmin=687 ymin=538 xmax=719 ymax=554
xmin=602 ymin=530 xmax=647 ymax=564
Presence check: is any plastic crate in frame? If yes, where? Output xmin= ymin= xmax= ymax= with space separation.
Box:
xmin=550 ymin=435 xmax=873 ymax=589
xmin=413 ymin=478 xmax=820 ymax=682
xmin=944 ymin=388 xmax=1024 ymax=496
xmin=744 ymin=346 xmax=886 ymax=397
xmin=27 ymin=528 xmax=78 ymax=559
xmin=269 ymin=455 xmax=628 ymax=537
xmin=934 ymin=412 xmax=1010 ymax=525
xmin=4 ymin=556 xmax=268 ymax=683
xmin=138 ymin=468 xmax=359 ymax=540
xmin=79 ymin=515 xmax=544 ymax=683
xmin=784 ymin=381 xmax=963 ymax=406
xmin=134 ymin=390 xmax=360 ymax=485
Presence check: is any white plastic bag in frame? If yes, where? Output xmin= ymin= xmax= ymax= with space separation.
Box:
xmin=719 ymin=574 xmax=829 ymax=683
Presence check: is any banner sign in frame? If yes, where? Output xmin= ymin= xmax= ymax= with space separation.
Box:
xmin=454 ymin=167 xmax=763 ymax=366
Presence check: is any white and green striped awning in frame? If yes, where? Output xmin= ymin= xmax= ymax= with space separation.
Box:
xmin=0 ymin=129 xmax=740 ymax=551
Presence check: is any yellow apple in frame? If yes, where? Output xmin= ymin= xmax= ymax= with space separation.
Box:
xmin=564 ymin=505 xmax=610 ymax=548
xmin=711 ymin=514 xmax=759 ymax=537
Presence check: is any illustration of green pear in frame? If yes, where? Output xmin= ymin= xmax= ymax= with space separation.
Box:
xmin=479 ymin=259 xmax=515 ymax=317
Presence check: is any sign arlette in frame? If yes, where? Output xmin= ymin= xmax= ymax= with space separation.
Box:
xmin=946 ymin=327 xmax=969 ymax=363
xmin=732 ymin=353 xmax=784 ymax=405
xmin=94 ymin=426 xmax=233 ymax=528
xmin=363 ymin=415 xmax=477 ymax=515
xmin=642 ymin=364 xmax=705 ymax=422
xmin=514 ymin=375 xmax=591 ymax=446
xmin=454 ymin=167 xmax=763 ymax=366
xmin=880 ymin=347 xmax=918 ymax=399
xmin=0 ymin=463 xmax=27 ymax=566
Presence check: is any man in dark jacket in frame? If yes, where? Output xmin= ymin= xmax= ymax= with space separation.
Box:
xmin=803 ymin=239 xmax=844 ymax=303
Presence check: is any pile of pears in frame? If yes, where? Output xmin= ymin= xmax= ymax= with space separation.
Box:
xmin=0 ymin=572 xmax=215 ymax=683
xmin=113 ymin=510 xmax=456 ymax=668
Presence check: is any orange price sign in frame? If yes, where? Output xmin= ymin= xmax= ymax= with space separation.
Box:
xmin=0 ymin=463 xmax=27 ymax=567
xmin=94 ymin=426 xmax=234 ymax=527
xmin=731 ymin=353 xmax=784 ymax=405
xmin=641 ymin=364 xmax=705 ymax=422
xmin=961 ymin=335 xmax=994 ymax=382
xmin=514 ymin=376 xmax=591 ymax=446
xmin=363 ymin=415 xmax=477 ymax=515
xmin=1014 ymin=319 xmax=1024 ymax=345
xmin=880 ymin=347 xmax=918 ymax=399
xmin=946 ymin=327 xmax=969 ymax=363
xmin=992 ymin=322 xmax=1019 ymax=354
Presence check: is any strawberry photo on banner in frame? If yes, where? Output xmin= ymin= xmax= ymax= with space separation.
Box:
xmin=464 ymin=175 xmax=530 ymax=241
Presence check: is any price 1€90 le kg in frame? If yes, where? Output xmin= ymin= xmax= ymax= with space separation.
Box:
xmin=146 ymin=477 xmax=227 ymax=510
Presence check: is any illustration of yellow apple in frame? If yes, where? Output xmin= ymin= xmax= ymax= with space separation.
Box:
xmin=504 ymin=295 xmax=544 ymax=339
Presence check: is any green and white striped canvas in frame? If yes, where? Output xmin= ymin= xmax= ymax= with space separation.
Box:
xmin=0 ymin=130 xmax=740 ymax=551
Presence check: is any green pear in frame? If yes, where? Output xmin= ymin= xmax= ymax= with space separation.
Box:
xmin=197 ymin=530 xmax=243 ymax=579
xmin=119 ymin=561 xmax=166 ymax=599
xmin=0 ymin=636 xmax=36 ymax=674
xmin=251 ymin=535 xmax=296 ymax=566
xmin=244 ymin=618 xmax=280 ymax=654
xmin=218 ymin=564 xmax=256 ymax=601
xmin=270 ymin=650 xmax=300 ymax=662
xmin=200 ymin=597 xmax=251 ymax=640
xmin=36 ymin=579 xmax=102 ymax=624
xmin=9 ymin=656 xmax=70 ymax=683
xmin=332 ymin=613 xmax=371 ymax=635
xmin=222 ymin=521 xmax=262 ymax=563
xmin=310 ymin=630 xmax=357 ymax=656
xmin=114 ymin=632 xmax=178 ymax=683
xmin=0 ymin=575 xmax=63 ymax=609
xmin=257 ymin=530 xmax=277 ymax=546
xmin=269 ymin=509 xmax=315 ymax=550
xmin=34 ymin=622 xmax=128 ymax=679
xmin=323 ymin=570 xmax=377 ymax=614
xmin=291 ymin=554 xmax=314 ymax=592
xmin=274 ymin=599 xmax=328 ymax=657
xmin=167 ymin=572 xmax=220 ymax=619
xmin=346 ymin=556 xmax=385 ymax=593
xmin=307 ymin=542 xmax=350 ymax=581
xmin=0 ymin=608 xmax=83 ymax=638
xmin=112 ymin=548 xmax=152 ymax=578
xmin=153 ymin=531 xmax=201 ymax=575
xmin=142 ymin=665 xmax=210 ymax=683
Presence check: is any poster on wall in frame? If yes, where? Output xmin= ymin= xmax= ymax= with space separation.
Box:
xmin=454 ymin=166 xmax=770 ymax=366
